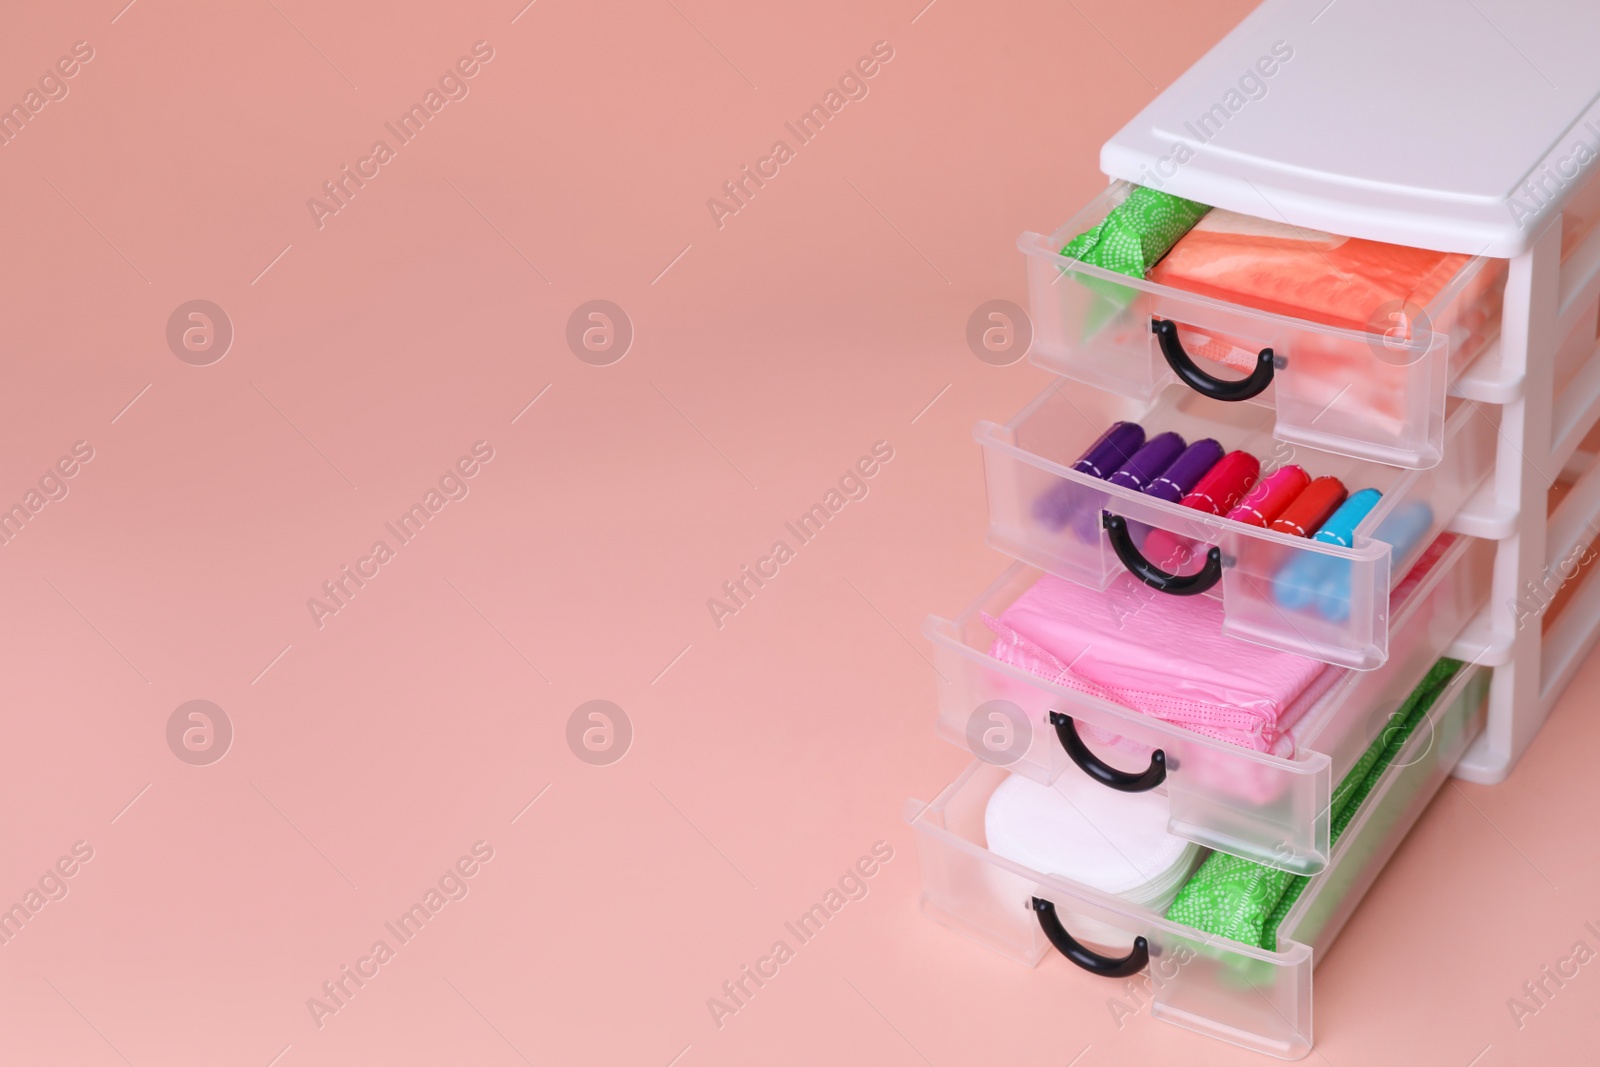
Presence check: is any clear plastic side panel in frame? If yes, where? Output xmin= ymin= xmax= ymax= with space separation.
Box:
xmin=1161 ymin=738 xmax=1330 ymax=876
xmin=1219 ymin=536 xmax=1390 ymax=671
xmin=928 ymin=613 xmax=1072 ymax=784
xmin=1441 ymin=258 xmax=1509 ymax=382
xmin=1028 ymin=883 xmax=1314 ymax=1060
xmin=905 ymin=766 xmax=1048 ymax=967
xmin=1298 ymin=536 xmax=1493 ymax=784
xmin=1284 ymin=667 xmax=1488 ymax=958
xmin=1147 ymin=935 xmax=1313 ymax=1061
xmin=1358 ymin=395 xmax=1497 ymax=590
xmin=1218 ymin=399 xmax=1494 ymax=668
xmin=979 ymin=424 xmax=1119 ymax=592
xmin=1269 ymin=325 xmax=1446 ymax=469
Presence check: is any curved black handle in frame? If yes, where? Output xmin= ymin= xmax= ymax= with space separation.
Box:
xmin=1153 ymin=318 xmax=1276 ymax=402
xmin=1050 ymin=711 xmax=1167 ymax=792
xmin=1103 ymin=512 xmax=1222 ymax=597
xmin=1031 ymin=898 xmax=1150 ymax=978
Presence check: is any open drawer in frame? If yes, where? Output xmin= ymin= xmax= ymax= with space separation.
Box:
xmin=926 ymin=534 xmax=1490 ymax=873
xmin=1020 ymin=182 xmax=1507 ymax=469
xmin=978 ymin=382 xmax=1494 ymax=669
xmin=906 ymin=665 xmax=1487 ymax=1060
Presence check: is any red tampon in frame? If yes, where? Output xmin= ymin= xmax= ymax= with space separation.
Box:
xmin=1142 ymin=450 xmax=1261 ymax=570
xmin=1227 ymin=465 xmax=1311 ymax=528
xmin=1179 ymin=450 xmax=1261 ymax=515
xmin=1269 ymin=476 xmax=1350 ymax=538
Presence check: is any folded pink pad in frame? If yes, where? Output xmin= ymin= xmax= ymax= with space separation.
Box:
xmin=984 ymin=572 xmax=1329 ymax=752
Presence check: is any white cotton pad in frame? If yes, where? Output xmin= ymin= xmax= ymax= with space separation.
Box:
xmin=984 ymin=771 xmax=1199 ymax=902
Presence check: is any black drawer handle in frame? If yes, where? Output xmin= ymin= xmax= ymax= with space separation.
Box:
xmin=1031 ymin=897 xmax=1150 ymax=978
xmin=1103 ymin=512 xmax=1222 ymax=596
xmin=1049 ymin=711 xmax=1167 ymax=792
xmin=1153 ymin=318 xmax=1276 ymax=402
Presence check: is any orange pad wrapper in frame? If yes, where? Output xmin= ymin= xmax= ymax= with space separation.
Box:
xmin=1147 ymin=210 xmax=1470 ymax=336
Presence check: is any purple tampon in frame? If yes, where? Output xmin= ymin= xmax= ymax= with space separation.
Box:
xmin=1143 ymin=438 xmax=1224 ymax=503
xmin=1073 ymin=421 xmax=1146 ymax=479
xmin=1107 ymin=432 xmax=1186 ymax=492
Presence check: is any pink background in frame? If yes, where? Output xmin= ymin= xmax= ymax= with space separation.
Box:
xmin=1 ymin=0 xmax=1595 ymax=1063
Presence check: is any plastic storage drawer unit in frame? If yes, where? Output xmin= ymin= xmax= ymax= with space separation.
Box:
xmin=1020 ymin=182 xmax=1507 ymax=469
xmin=977 ymin=382 xmax=1494 ymax=669
xmin=926 ymin=534 xmax=1491 ymax=873
xmin=906 ymin=665 xmax=1487 ymax=1060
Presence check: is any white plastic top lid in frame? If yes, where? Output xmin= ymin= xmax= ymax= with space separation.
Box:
xmin=1101 ymin=0 xmax=1600 ymax=257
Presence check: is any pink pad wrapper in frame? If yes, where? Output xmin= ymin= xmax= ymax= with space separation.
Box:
xmin=985 ymin=572 xmax=1328 ymax=753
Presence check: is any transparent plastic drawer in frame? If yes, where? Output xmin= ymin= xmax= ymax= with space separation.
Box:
xmin=926 ymin=534 xmax=1490 ymax=873
xmin=1020 ymin=182 xmax=1507 ymax=469
xmin=978 ymin=382 xmax=1494 ymax=669
xmin=906 ymin=666 xmax=1486 ymax=1060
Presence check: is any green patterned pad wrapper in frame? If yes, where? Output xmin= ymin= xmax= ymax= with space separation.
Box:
xmin=1163 ymin=658 xmax=1463 ymax=952
xmin=1060 ymin=186 xmax=1209 ymax=337
xmin=1062 ymin=186 xmax=1211 ymax=278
